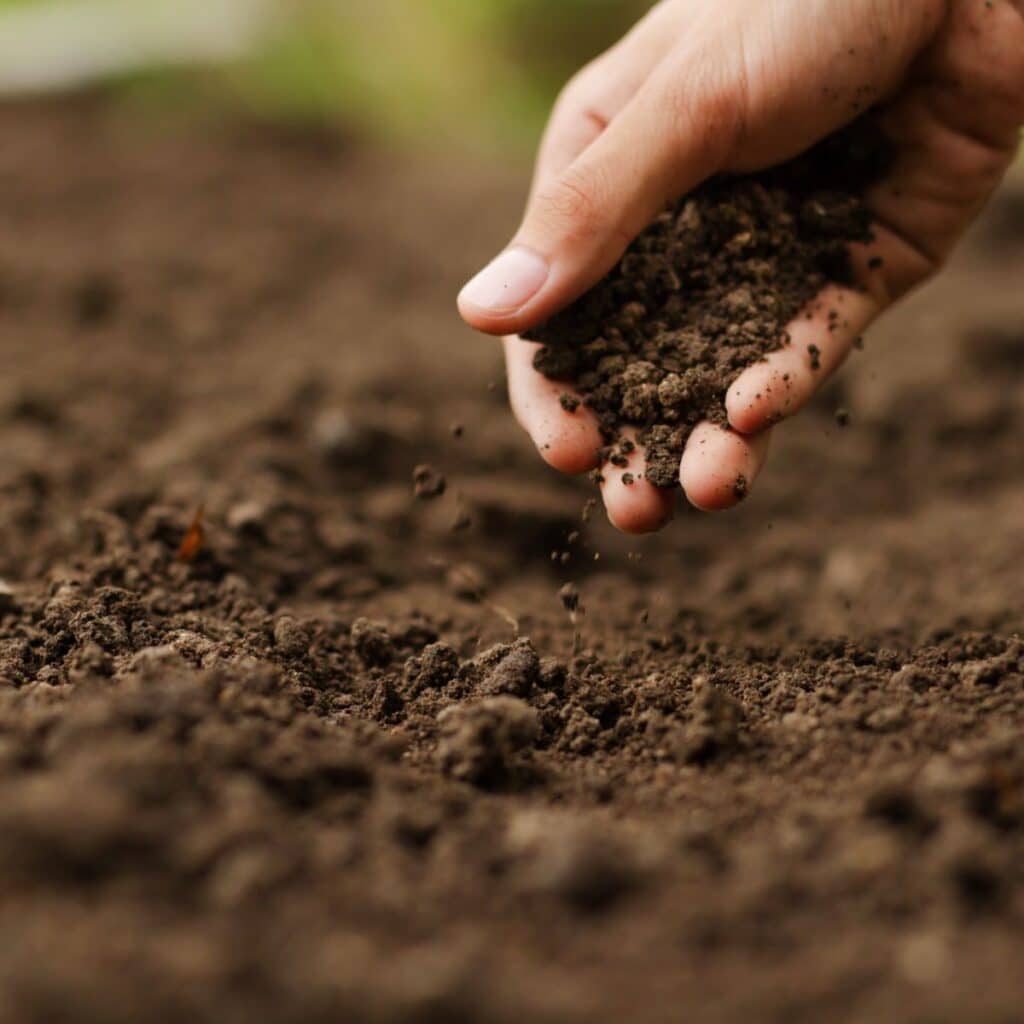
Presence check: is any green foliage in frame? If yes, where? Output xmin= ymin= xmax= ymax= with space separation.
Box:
xmin=140 ymin=0 xmax=651 ymax=148
xmin=225 ymin=0 xmax=647 ymax=146
xmin=0 ymin=0 xmax=654 ymax=148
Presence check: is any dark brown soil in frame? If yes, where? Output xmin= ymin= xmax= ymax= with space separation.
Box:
xmin=525 ymin=120 xmax=888 ymax=486
xmin=0 ymin=99 xmax=1022 ymax=1024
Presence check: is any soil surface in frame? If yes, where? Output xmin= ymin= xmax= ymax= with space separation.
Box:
xmin=526 ymin=121 xmax=886 ymax=487
xmin=0 ymin=100 xmax=1021 ymax=1023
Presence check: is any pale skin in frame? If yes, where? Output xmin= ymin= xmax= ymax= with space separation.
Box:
xmin=458 ymin=0 xmax=1024 ymax=533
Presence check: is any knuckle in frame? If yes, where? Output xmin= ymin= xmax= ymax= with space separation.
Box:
xmin=659 ymin=59 xmax=749 ymax=165
xmin=561 ymin=59 xmax=604 ymax=101
xmin=556 ymin=57 xmax=610 ymax=114
xmin=950 ymin=0 xmax=1024 ymax=123
xmin=656 ymin=46 xmax=748 ymax=166
xmin=1006 ymin=51 xmax=1024 ymax=115
xmin=554 ymin=60 xmax=615 ymax=134
xmin=982 ymin=34 xmax=1024 ymax=119
xmin=534 ymin=165 xmax=610 ymax=242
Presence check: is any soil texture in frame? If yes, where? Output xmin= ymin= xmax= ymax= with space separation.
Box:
xmin=0 ymin=100 xmax=1021 ymax=1023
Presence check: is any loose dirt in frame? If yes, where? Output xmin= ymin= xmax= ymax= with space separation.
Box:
xmin=525 ymin=119 xmax=887 ymax=486
xmin=0 ymin=100 xmax=1020 ymax=1023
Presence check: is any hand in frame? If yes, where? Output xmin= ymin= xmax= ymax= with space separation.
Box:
xmin=458 ymin=0 xmax=1024 ymax=533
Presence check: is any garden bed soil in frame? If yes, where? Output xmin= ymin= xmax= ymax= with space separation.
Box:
xmin=0 ymin=100 xmax=1020 ymax=1023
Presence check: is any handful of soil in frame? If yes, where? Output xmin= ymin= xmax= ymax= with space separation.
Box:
xmin=523 ymin=117 xmax=892 ymax=488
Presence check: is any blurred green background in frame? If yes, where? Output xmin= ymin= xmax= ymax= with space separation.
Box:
xmin=0 ymin=0 xmax=652 ymax=152
xmin=230 ymin=0 xmax=651 ymax=146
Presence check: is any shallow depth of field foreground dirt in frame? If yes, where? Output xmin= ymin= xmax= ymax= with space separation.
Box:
xmin=0 ymin=101 xmax=1021 ymax=1023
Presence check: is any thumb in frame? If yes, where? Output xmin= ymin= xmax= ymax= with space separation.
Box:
xmin=458 ymin=0 xmax=948 ymax=339
xmin=457 ymin=54 xmax=743 ymax=336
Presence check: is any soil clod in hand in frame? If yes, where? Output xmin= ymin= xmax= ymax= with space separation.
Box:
xmin=413 ymin=463 xmax=447 ymax=500
xmin=524 ymin=117 xmax=890 ymax=490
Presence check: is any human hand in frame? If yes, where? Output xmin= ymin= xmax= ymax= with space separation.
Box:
xmin=458 ymin=0 xmax=1024 ymax=532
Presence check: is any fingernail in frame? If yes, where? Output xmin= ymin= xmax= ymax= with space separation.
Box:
xmin=459 ymin=247 xmax=549 ymax=316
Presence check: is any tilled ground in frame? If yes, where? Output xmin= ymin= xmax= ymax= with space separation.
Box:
xmin=0 ymin=100 xmax=1021 ymax=1024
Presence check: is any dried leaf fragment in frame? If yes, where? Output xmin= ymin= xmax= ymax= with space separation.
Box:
xmin=176 ymin=504 xmax=206 ymax=563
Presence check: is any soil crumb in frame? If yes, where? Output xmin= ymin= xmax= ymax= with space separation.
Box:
xmin=413 ymin=463 xmax=447 ymax=500
xmin=525 ymin=117 xmax=890 ymax=487
xmin=558 ymin=581 xmax=581 ymax=614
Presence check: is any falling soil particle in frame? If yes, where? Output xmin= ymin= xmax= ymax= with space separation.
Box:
xmin=558 ymin=582 xmax=581 ymax=614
